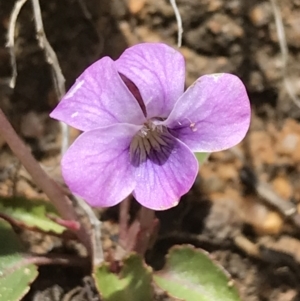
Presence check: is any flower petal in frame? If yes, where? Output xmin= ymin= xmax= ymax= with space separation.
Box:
xmin=50 ymin=57 xmax=146 ymax=131
xmin=164 ymin=73 xmax=250 ymax=152
xmin=133 ymin=136 xmax=198 ymax=210
xmin=115 ymin=43 xmax=185 ymax=119
xmin=61 ymin=124 xmax=141 ymax=207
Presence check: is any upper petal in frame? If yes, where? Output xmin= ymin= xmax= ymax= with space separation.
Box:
xmin=164 ymin=73 xmax=251 ymax=152
xmin=61 ymin=124 xmax=141 ymax=207
xmin=50 ymin=57 xmax=146 ymax=131
xmin=133 ymin=136 xmax=198 ymax=210
xmin=115 ymin=43 xmax=185 ymax=119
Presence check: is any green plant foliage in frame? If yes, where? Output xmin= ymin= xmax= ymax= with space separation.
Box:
xmin=94 ymin=254 xmax=153 ymax=301
xmin=0 ymin=196 xmax=65 ymax=234
xmin=0 ymin=219 xmax=38 ymax=301
xmin=195 ymin=153 xmax=210 ymax=166
xmin=154 ymin=245 xmax=241 ymax=301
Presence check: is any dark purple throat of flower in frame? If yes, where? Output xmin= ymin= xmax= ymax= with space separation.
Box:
xmin=130 ymin=120 xmax=174 ymax=167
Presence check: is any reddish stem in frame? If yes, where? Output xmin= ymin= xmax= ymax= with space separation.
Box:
xmin=25 ymin=253 xmax=88 ymax=267
xmin=0 ymin=212 xmax=77 ymax=240
xmin=3 ymin=253 xmax=89 ymax=278
xmin=133 ymin=206 xmax=156 ymax=255
xmin=0 ymin=109 xmax=92 ymax=259
xmin=117 ymin=202 xmax=157 ymax=258
xmin=46 ymin=213 xmax=81 ymax=231
xmin=119 ymin=197 xmax=131 ymax=248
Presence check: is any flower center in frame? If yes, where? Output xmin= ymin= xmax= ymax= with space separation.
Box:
xmin=130 ymin=120 xmax=173 ymax=166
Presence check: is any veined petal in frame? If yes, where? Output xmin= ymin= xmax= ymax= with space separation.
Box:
xmin=61 ymin=124 xmax=141 ymax=207
xmin=164 ymin=73 xmax=250 ymax=152
xmin=115 ymin=43 xmax=185 ymax=119
xmin=50 ymin=57 xmax=146 ymax=131
xmin=133 ymin=136 xmax=198 ymax=210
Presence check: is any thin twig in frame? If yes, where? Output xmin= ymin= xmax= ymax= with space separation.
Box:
xmin=75 ymin=196 xmax=104 ymax=267
xmin=234 ymin=233 xmax=300 ymax=271
xmin=31 ymin=0 xmax=103 ymax=266
xmin=270 ymin=0 xmax=300 ymax=109
xmin=0 ymin=109 xmax=92 ymax=260
xmin=237 ymin=151 xmax=300 ymax=228
xmin=169 ymin=0 xmax=183 ymax=47
xmin=234 ymin=234 xmax=261 ymax=258
xmin=26 ymin=253 xmax=88 ymax=267
xmin=30 ymin=0 xmax=69 ymax=154
xmin=31 ymin=0 xmax=65 ymax=98
xmin=255 ymin=180 xmax=297 ymax=217
xmin=243 ymin=167 xmax=300 ymax=223
xmin=2 ymin=252 xmax=88 ymax=278
xmin=6 ymin=0 xmax=28 ymax=88
xmin=76 ymin=0 xmax=103 ymax=55
xmin=0 ymin=212 xmax=77 ymax=240
xmin=76 ymin=0 xmax=93 ymax=20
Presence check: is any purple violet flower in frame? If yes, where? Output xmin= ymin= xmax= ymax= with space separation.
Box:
xmin=50 ymin=43 xmax=250 ymax=210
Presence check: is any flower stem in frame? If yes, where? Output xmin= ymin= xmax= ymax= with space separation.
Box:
xmin=0 ymin=109 xmax=92 ymax=259
xmin=119 ymin=196 xmax=131 ymax=248
xmin=133 ymin=206 xmax=156 ymax=255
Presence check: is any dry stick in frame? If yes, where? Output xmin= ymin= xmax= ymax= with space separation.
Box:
xmin=76 ymin=0 xmax=93 ymax=20
xmin=2 ymin=253 xmax=88 ymax=281
xmin=30 ymin=0 xmax=69 ymax=154
xmin=30 ymin=0 xmax=103 ymax=266
xmin=169 ymin=0 xmax=183 ymax=47
xmin=255 ymin=180 xmax=297 ymax=217
xmin=270 ymin=0 xmax=300 ymax=109
xmin=26 ymin=254 xmax=88 ymax=268
xmin=250 ymin=172 xmax=300 ymax=227
xmin=76 ymin=0 xmax=103 ymax=54
xmin=31 ymin=0 xmax=65 ymax=98
xmin=0 ymin=109 xmax=92 ymax=262
xmin=6 ymin=0 xmax=28 ymax=89
xmin=75 ymin=196 xmax=104 ymax=266
xmin=6 ymin=253 xmax=88 ymax=277
xmin=231 ymin=148 xmax=300 ymax=228
xmin=234 ymin=234 xmax=300 ymax=265
xmin=233 ymin=234 xmax=261 ymax=258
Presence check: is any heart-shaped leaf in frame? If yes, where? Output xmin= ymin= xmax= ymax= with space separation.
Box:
xmin=94 ymin=254 xmax=153 ymax=301
xmin=154 ymin=245 xmax=241 ymax=301
xmin=0 ymin=219 xmax=38 ymax=301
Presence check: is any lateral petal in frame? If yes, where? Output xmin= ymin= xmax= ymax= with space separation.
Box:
xmin=164 ymin=73 xmax=250 ymax=152
xmin=61 ymin=124 xmax=141 ymax=207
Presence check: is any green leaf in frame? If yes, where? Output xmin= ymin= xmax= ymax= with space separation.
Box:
xmin=154 ymin=245 xmax=241 ymax=301
xmin=94 ymin=254 xmax=153 ymax=301
xmin=195 ymin=153 xmax=210 ymax=166
xmin=0 ymin=196 xmax=65 ymax=234
xmin=0 ymin=219 xmax=38 ymax=301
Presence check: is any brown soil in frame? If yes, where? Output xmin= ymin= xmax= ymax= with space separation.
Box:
xmin=2 ymin=0 xmax=300 ymax=300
